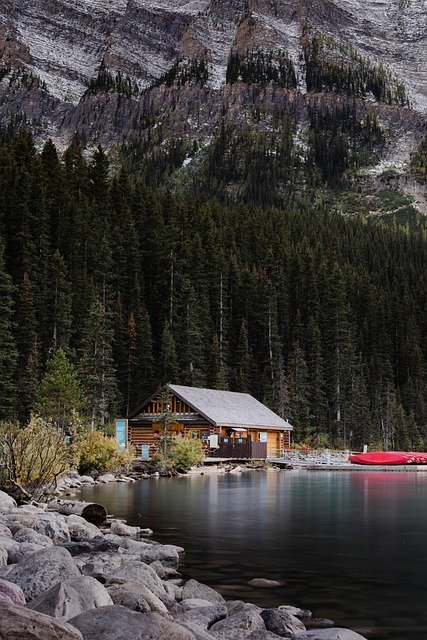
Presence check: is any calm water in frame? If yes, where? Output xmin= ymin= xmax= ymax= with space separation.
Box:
xmin=80 ymin=470 xmax=427 ymax=640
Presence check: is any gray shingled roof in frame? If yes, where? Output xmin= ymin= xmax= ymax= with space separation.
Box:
xmin=168 ymin=384 xmax=293 ymax=430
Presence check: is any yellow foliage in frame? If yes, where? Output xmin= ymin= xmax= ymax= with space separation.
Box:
xmin=75 ymin=430 xmax=132 ymax=474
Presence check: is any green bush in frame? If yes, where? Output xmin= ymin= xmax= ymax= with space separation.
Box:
xmin=75 ymin=430 xmax=132 ymax=474
xmin=168 ymin=437 xmax=205 ymax=468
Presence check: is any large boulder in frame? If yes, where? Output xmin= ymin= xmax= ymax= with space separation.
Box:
xmin=106 ymin=581 xmax=168 ymax=614
xmin=260 ymin=608 xmax=306 ymax=637
xmin=6 ymin=546 xmax=80 ymax=600
xmin=69 ymin=606 xmax=197 ymax=640
xmin=13 ymin=527 xmax=54 ymax=548
xmin=174 ymin=604 xmax=228 ymax=629
xmin=0 ymin=512 xmax=70 ymax=544
xmin=67 ymin=515 xmax=103 ymax=542
xmin=64 ymin=576 xmax=113 ymax=608
xmin=0 ymin=524 xmax=12 ymax=539
xmin=293 ymin=631 xmax=368 ymax=640
xmin=110 ymin=560 xmax=172 ymax=604
xmin=0 ymin=546 xmax=8 ymax=567
xmin=247 ymin=632 xmax=285 ymax=640
xmin=0 ymin=578 xmax=26 ymax=605
xmin=210 ymin=610 xmax=266 ymax=640
xmin=0 ymin=600 xmax=83 ymax=639
xmin=27 ymin=575 xmax=112 ymax=620
xmin=181 ymin=579 xmax=225 ymax=605
xmin=0 ymin=491 xmax=16 ymax=511
xmin=8 ymin=541 xmax=46 ymax=564
xmin=27 ymin=581 xmax=88 ymax=620
xmin=77 ymin=550 xmax=127 ymax=578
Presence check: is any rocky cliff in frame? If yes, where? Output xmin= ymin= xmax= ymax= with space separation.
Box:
xmin=0 ymin=0 xmax=426 ymax=211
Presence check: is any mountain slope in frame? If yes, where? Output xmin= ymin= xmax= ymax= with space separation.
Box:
xmin=0 ymin=0 xmax=426 ymax=215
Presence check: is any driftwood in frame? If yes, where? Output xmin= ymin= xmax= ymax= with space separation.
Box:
xmin=48 ymin=499 xmax=107 ymax=525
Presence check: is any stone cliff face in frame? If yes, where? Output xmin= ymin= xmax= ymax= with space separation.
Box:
xmin=0 ymin=0 xmax=425 ymax=201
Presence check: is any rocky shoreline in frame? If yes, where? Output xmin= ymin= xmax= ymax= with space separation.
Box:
xmin=0 ymin=486 xmax=374 ymax=640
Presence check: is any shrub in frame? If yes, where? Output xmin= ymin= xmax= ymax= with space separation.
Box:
xmin=168 ymin=437 xmax=205 ymax=468
xmin=0 ymin=415 xmax=74 ymax=501
xmin=75 ymin=430 xmax=132 ymax=474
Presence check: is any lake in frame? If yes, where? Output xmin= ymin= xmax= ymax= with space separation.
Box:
xmin=80 ymin=469 xmax=427 ymax=640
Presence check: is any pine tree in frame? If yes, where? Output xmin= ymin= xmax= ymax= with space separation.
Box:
xmin=287 ymin=340 xmax=312 ymax=442
xmin=159 ymin=322 xmax=179 ymax=384
xmin=0 ymin=241 xmax=17 ymax=419
xmin=78 ymin=297 xmax=119 ymax=428
xmin=35 ymin=349 xmax=85 ymax=432
xmin=15 ymin=273 xmax=40 ymax=422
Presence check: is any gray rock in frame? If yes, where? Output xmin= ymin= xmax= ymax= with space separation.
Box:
xmin=0 ymin=564 xmax=16 ymax=577
xmin=110 ymin=560 xmax=172 ymax=604
xmin=110 ymin=520 xmax=140 ymax=536
xmin=278 ymin=606 xmax=312 ymax=620
xmin=0 ymin=524 xmax=12 ymax=538
xmin=79 ymin=476 xmax=96 ymax=484
xmin=26 ymin=581 xmax=88 ymax=620
xmin=0 ymin=535 xmax=20 ymax=553
xmin=0 ymin=578 xmax=26 ymax=605
xmin=8 ymin=541 xmax=46 ymax=564
xmin=121 ymin=542 xmax=181 ymax=564
xmin=247 ymin=632 xmax=285 ymax=640
xmin=180 ymin=621 xmax=219 ymax=640
xmin=181 ymin=579 xmax=226 ymax=605
xmin=303 ymin=619 xmax=335 ymax=630
xmin=226 ymin=600 xmax=262 ymax=615
xmin=65 ymin=575 xmax=113 ymax=608
xmin=68 ymin=520 xmax=103 ymax=542
xmin=292 ymin=631 xmax=368 ymax=640
xmin=97 ymin=474 xmax=116 ymax=483
xmin=64 ymin=537 xmax=118 ymax=556
xmin=27 ymin=575 xmax=112 ymax=620
xmin=13 ymin=527 xmax=54 ymax=547
xmin=150 ymin=560 xmax=166 ymax=578
xmin=0 ymin=600 xmax=83 ymax=639
xmin=107 ymin=581 xmax=168 ymax=614
xmin=210 ymin=610 xmax=266 ymax=640
xmin=6 ymin=546 xmax=80 ymax=600
xmin=248 ymin=578 xmax=283 ymax=588
xmin=181 ymin=598 xmax=220 ymax=610
xmin=261 ymin=608 xmax=306 ymax=637
xmin=77 ymin=550 xmax=125 ymax=578
xmin=0 ymin=546 xmax=7 ymax=567
xmin=0 ymin=491 xmax=17 ymax=510
xmin=69 ymin=606 xmax=197 ymax=640
xmin=174 ymin=604 xmax=228 ymax=629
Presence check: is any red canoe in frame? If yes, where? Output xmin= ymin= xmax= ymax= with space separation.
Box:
xmin=349 ymin=451 xmax=427 ymax=465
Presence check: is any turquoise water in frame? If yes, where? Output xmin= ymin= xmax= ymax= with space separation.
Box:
xmin=81 ymin=470 xmax=427 ymax=639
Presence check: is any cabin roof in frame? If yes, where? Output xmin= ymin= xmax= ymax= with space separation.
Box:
xmin=130 ymin=384 xmax=293 ymax=430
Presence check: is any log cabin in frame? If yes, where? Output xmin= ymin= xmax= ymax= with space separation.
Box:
xmin=126 ymin=384 xmax=293 ymax=459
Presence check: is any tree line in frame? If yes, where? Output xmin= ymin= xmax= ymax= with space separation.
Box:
xmin=0 ymin=129 xmax=425 ymax=450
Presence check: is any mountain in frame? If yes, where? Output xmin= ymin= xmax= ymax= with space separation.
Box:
xmin=0 ymin=1 xmax=426 ymax=214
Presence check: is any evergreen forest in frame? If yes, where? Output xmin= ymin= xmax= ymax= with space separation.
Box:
xmin=0 ymin=129 xmax=426 ymax=450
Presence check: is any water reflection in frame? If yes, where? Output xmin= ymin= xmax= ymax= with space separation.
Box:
xmin=81 ymin=471 xmax=427 ymax=640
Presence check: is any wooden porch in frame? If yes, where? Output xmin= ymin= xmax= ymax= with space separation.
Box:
xmin=210 ymin=437 xmax=267 ymax=459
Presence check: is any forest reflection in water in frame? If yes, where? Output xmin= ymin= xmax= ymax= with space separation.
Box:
xmin=81 ymin=470 xmax=427 ymax=640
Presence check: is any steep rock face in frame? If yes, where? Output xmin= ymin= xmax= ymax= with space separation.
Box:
xmin=0 ymin=0 xmax=425 ymax=204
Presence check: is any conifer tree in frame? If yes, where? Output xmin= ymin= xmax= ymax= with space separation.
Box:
xmin=79 ymin=297 xmax=119 ymax=428
xmin=35 ymin=348 xmax=85 ymax=432
xmin=15 ymin=273 xmax=40 ymax=422
xmin=159 ymin=321 xmax=179 ymax=384
xmin=0 ymin=241 xmax=17 ymax=419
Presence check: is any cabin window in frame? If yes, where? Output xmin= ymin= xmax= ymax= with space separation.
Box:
xmin=192 ymin=431 xmax=199 ymax=439
xmin=259 ymin=432 xmax=267 ymax=442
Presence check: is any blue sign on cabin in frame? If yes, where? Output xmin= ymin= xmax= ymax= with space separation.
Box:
xmin=141 ymin=445 xmax=150 ymax=461
xmin=115 ymin=419 xmax=127 ymax=450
